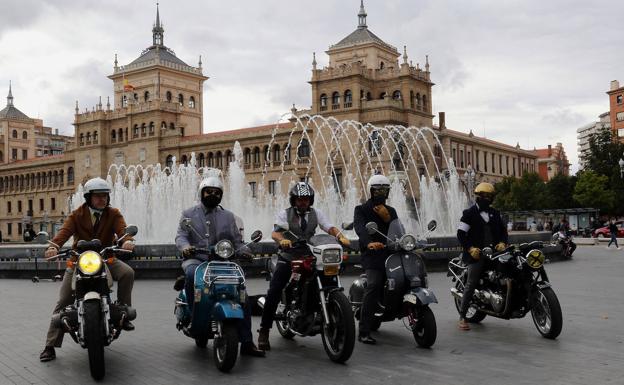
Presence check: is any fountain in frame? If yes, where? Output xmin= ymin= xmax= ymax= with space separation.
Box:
xmin=70 ymin=115 xmax=468 ymax=244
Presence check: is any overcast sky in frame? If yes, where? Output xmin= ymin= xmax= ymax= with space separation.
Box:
xmin=1 ymin=0 xmax=622 ymax=173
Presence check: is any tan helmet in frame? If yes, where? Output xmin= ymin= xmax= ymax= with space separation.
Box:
xmin=474 ymin=182 xmax=495 ymax=195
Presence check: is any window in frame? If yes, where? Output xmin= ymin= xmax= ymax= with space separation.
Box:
xmin=67 ymin=167 xmax=74 ymax=184
xmin=122 ymin=95 xmax=128 ymax=107
xmin=249 ymin=182 xmax=257 ymax=198
xmin=344 ymin=90 xmax=352 ymax=108
xmin=22 ymin=131 xmax=27 ymax=140
xmin=410 ymin=91 xmax=414 ymax=108
xmin=7 ymin=201 xmax=11 ymax=214
xmin=198 ymin=153 xmax=205 ymax=167
xmin=208 ymin=152 xmax=214 ymax=167
xmin=379 ymin=92 xmax=387 ymax=99
xmin=79 ymin=133 xmax=84 ymax=146
xmin=617 ymin=95 xmax=623 ymax=104
xmin=139 ymin=148 xmax=146 ymax=162
xmin=273 ymin=144 xmax=281 ymax=163
xmin=133 ymin=125 xmax=139 ymax=138
xmin=144 ymin=91 xmax=150 ymax=102
xmin=166 ymin=91 xmax=172 ymax=102
xmin=7 ymin=223 xmax=12 ymax=236
xmin=452 ymin=148 xmax=457 ymax=165
xmin=392 ymin=90 xmax=402 ymax=100
xmin=499 ymin=155 xmax=503 ymax=174
xmin=161 ymin=121 xmax=167 ymax=130
xmin=619 ymin=128 xmax=624 ymax=137
xmin=51 ymin=198 xmax=56 ymax=211
xmin=320 ymin=94 xmax=328 ymax=111
xmin=18 ymin=200 xmax=22 ymax=212
xmin=118 ymin=128 xmax=124 ymax=142
xmin=18 ymin=223 xmax=22 ymax=237
xmin=28 ymin=200 xmax=33 ymax=213
xmin=460 ymin=150 xmax=464 ymax=168
xmin=39 ymin=199 xmax=44 ymax=211
xmin=12 ymin=148 xmax=17 ymax=160
xmin=416 ymin=93 xmax=421 ymax=109
xmin=12 ymin=130 xmax=17 ymax=138
xmin=178 ymin=94 xmax=184 ymax=106
xmin=166 ymin=155 xmax=173 ymax=169
xmin=298 ymin=138 xmax=310 ymax=158
xmin=244 ymin=148 xmax=251 ymax=165
xmin=85 ymin=154 xmax=91 ymax=168
xmin=189 ymin=96 xmax=195 ymax=109
xmin=93 ymin=131 xmax=98 ymax=144
xmin=268 ymin=180 xmax=276 ymax=196
xmin=616 ymin=112 xmax=624 ymax=122
xmin=483 ymin=151 xmax=488 ymax=172
xmin=492 ymin=153 xmax=496 ymax=173
xmin=215 ymin=151 xmax=223 ymax=168
xmin=253 ymin=147 xmax=260 ymax=165
xmin=141 ymin=123 xmax=146 ymax=136
xmin=332 ymin=168 xmax=343 ymax=193
xmin=111 ymin=130 xmax=116 ymax=142
xmin=331 ymin=92 xmax=340 ymax=108
xmin=22 ymin=149 xmax=27 ymax=159
xmin=422 ymin=95 xmax=428 ymax=110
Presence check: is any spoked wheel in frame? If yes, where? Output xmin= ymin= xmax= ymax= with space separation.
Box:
xmin=411 ymin=306 xmax=437 ymax=348
xmin=321 ymin=291 xmax=355 ymax=363
xmin=276 ymin=299 xmax=295 ymax=339
xmin=213 ymin=322 xmax=239 ymax=372
xmin=83 ymin=300 xmax=106 ymax=380
xmin=453 ymin=281 xmax=487 ymax=323
xmin=531 ymin=287 xmax=562 ymax=339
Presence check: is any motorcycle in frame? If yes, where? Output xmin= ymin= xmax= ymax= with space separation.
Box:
xmin=258 ymin=229 xmax=355 ymax=363
xmin=174 ymin=218 xmax=262 ymax=373
xmin=552 ymin=231 xmax=575 ymax=260
xmin=48 ymin=225 xmax=138 ymax=380
xmin=349 ymin=219 xmax=439 ymax=348
xmin=448 ymin=241 xmax=563 ymax=339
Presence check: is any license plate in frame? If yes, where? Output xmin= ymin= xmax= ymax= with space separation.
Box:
xmin=324 ymin=265 xmax=339 ymax=276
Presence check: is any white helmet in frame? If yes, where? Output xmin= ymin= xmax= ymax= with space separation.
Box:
xmin=367 ymin=174 xmax=391 ymax=201
xmin=198 ymin=176 xmax=224 ymax=200
xmin=83 ymin=177 xmax=111 ymax=207
xmin=367 ymin=174 xmax=391 ymax=191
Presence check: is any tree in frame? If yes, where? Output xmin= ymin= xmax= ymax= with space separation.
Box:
xmin=573 ymin=171 xmax=612 ymax=212
xmin=544 ymin=173 xmax=578 ymax=209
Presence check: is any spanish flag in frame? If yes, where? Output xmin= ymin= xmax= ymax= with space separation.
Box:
xmin=123 ymin=78 xmax=134 ymax=92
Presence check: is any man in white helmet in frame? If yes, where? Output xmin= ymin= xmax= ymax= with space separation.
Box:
xmin=175 ymin=176 xmax=265 ymax=357
xmin=257 ymin=181 xmax=351 ymax=351
xmin=39 ymin=177 xmax=136 ymax=362
xmin=353 ymin=174 xmax=398 ymax=344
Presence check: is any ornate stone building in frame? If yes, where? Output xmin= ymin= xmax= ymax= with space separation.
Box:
xmin=0 ymin=3 xmax=538 ymax=242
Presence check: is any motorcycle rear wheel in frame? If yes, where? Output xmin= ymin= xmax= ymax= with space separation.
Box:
xmin=453 ymin=281 xmax=487 ymax=323
xmin=83 ymin=300 xmax=106 ymax=380
xmin=213 ymin=322 xmax=239 ymax=372
xmin=531 ymin=287 xmax=563 ymax=339
xmin=412 ymin=306 xmax=436 ymax=348
xmin=321 ymin=291 xmax=355 ymax=363
xmin=276 ymin=299 xmax=295 ymax=339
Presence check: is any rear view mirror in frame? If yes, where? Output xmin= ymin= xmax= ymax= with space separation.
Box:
xmin=124 ymin=225 xmax=138 ymax=237
xmin=35 ymin=231 xmax=49 ymax=245
xmin=365 ymin=222 xmax=378 ymax=235
xmin=251 ymin=230 xmax=263 ymax=243
xmin=427 ymin=220 xmax=437 ymax=232
xmin=341 ymin=222 xmax=354 ymax=230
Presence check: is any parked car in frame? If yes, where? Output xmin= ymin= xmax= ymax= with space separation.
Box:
xmin=593 ymin=221 xmax=624 ymax=238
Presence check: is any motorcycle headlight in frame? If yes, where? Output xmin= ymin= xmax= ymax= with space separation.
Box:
xmin=526 ymin=249 xmax=545 ymax=269
xmin=322 ymin=249 xmax=342 ymax=264
xmin=215 ymin=240 xmax=234 ymax=259
xmin=77 ymin=251 xmax=103 ymax=275
xmin=399 ymin=234 xmax=417 ymax=251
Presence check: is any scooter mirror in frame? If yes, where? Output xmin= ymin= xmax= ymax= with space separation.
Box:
xmin=427 ymin=220 xmax=437 ymax=232
xmin=251 ymin=230 xmax=263 ymax=243
xmin=124 ymin=225 xmax=138 ymax=236
xmin=35 ymin=231 xmax=49 ymax=244
xmin=365 ymin=222 xmax=378 ymax=235
xmin=342 ymin=222 xmax=354 ymax=230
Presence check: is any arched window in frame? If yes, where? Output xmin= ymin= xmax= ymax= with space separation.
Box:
xmin=379 ymin=92 xmax=387 ymax=99
xmin=244 ymin=148 xmax=251 ymax=165
xmin=226 ymin=150 xmax=234 ymax=164
xmin=422 ymin=94 xmax=428 ymax=110
xmin=166 ymin=91 xmax=172 ymax=102
xmin=79 ymin=133 xmax=84 ymax=146
xmin=111 ymin=130 xmax=116 ymax=142
xmin=12 ymin=130 xmax=17 ymax=138
xmin=141 ymin=123 xmax=146 ymax=136
xmin=368 ymin=130 xmax=382 ymax=155
xmin=42 ymin=172 xmax=47 ymax=187
xmin=170 ymin=122 xmax=175 ymax=130
xmin=416 ymin=93 xmax=421 ymax=109
xmin=36 ymin=173 xmax=40 ymax=187
xmin=198 ymin=153 xmax=205 ymax=167
xmin=149 ymin=122 xmax=154 ymax=134
xmin=189 ymin=96 xmax=195 ymax=109
xmin=59 ymin=170 xmax=64 ymax=186
xmin=93 ymin=131 xmax=98 ymax=144
xmin=331 ymin=92 xmax=340 ymax=108
xmin=392 ymin=90 xmax=402 ymax=100
xmin=216 ymin=151 xmax=223 ymax=168
xmin=208 ymin=152 xmax=214 ymax=167
xmin=53 ymin=171 xmax=58 ymax=185
xmin=298 ymin=138 xmax=310 ymax=158
xmin=144 ymin=90 xmax=150 ymax=102
xmin=253 ymin=147 xmax=260 ymax=165
xmin=178 ymin=94 xmax=184 ymax=106
xmin=165 ymin=155 xmax=173 ymax=169
xmin=118 ymin=128 xmax=123 ymax=142
xmin=122 ymin=95 xmax=128 ymax=107
xmin=320 ymin=94 xmax=328 ymax=111
xmin=344 ymin=90 xmax=352 ymax=107
xmin=22 ymin=131 xmax=27 ymax=140
xmin=273 ymin=144 xmax=281 ymax=163
xmin=380 ymin=61 xmax=385 ymax=69
xmin=133 ymin=124 xmax=139 ymax=138
xmin=410 ymin=90 xmax=414 ymax=108
xmin=86 ymin=132 xmax=91 ymax=143
xmin=161 ymin=121 xmax=167 ymax=130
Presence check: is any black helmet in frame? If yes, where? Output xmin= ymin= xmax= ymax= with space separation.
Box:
xmin=289 ymin=182 xmax=315 ymax=207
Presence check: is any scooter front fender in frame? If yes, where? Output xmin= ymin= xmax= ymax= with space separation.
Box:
xmin=405 ymin=287 xmax=438 ymax=305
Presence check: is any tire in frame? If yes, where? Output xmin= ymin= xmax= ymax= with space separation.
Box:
xmin=195 ymin=335 xmax=208 ymax=348
xmin=213 ymin=322 xmax=238 ymax=373
xmin=276 ymin=298 xmax=295 ymax=339
xmin=83 ymin=300 xmax=105 ymax=381
xmin=453 ymin=281 xmax=487 ymax=323
xmin=531 ymin=287 xmax=563 ymax=339
xmin=412 ymin=306 xmax=437 ymax=348
xmin=321 ymin=291 xmax=355 ymax=363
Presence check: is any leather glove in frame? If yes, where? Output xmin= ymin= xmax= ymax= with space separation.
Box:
xmin=372 ymin=205 xmax=391 ymax=223
xmin=44 ymin=247 xmax=58 ymax=259
xmin=279 ymin=239 xmax=293 ymax=250
xmin=495 ymin=242 xmax=507 ymax=252
xmin=337 ymin=234 xmax=351 ymax=247
xmin=182 ymin=246 xmax=195 ymax=258
xmin=367 ymin=242 xmax=385 ymax=250
xmin=468 ymin=247 xmax=481 ymax=260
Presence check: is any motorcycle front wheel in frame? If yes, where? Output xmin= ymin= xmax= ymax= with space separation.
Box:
xmin=411 ymin=305 xmax=436 ymax=348
xmin=213 ymin=321 xmax=238 ymax=372
xmin=453 ymin=281 xmax=487 ymax=323
xmin=321 ymin=291 xmax=355 ymax=363
xmin=83 ymin=300 xmax=105 ymax=380
xmin=531 ymin=287 xmax=563 ymax=339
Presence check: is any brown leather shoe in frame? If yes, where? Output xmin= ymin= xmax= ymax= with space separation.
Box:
xmin=39 ymin=346 xmax=56 ymax=362
xmin=458 ymin=319 xmax=470 ymax=331
xmin=257 ymin=328 xmax=271 ymax=351
xmin=240 ymin=342 xmax=266 ymax=357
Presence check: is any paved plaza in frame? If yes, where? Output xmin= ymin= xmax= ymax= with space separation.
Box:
xmin=1 ymin=246 xmax=623 ymax=385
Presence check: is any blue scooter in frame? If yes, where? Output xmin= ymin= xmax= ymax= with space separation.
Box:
xmin=174 ymin=220 xmax=262 ymax=372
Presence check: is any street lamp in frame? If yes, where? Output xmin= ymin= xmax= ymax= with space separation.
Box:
xmin=619 ymin=157 xmax=624 ymax=179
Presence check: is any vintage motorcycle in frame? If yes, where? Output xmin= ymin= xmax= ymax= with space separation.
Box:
xmin=448 ymin=241 xmax=563 ymax=339
xmin=174 ymin=218 xmax=262 ymax=372
xmin=552 ymin=230 xmax=575 ymax=260
xmin=349 ymin=219 xmax=438 ymax=348
xmin=259 ymin=230 xmax=355 ymax=363
xmin=48 ymin=225 xmax=138 ymax=380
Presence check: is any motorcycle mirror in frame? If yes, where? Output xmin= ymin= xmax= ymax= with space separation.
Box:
xmin=365 ymin=222 xmax=378 ymax=235
xmin=35 ymin=231 xmax=49 ymax=245
xmin=251 ymin=230 xmax=263 ymax=243
xmin=427 ymin=220 xmax=437 ymax=232
xmin=124 ymin=225 xmax=138 ymax=236
xmin=342 ymin=222 xmax=354 ymax=230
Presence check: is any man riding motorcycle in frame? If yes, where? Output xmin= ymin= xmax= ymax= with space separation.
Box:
xmin=175 ymin=176 xmax=265 ymax=357
xmin=456 ymin=182 xmax=508 ymax=331
xmin=257 ymin=182 xmax=350 ymax=351
xmin=39 ymin=177 xmax=136 ymax=362
xmin=353 ymin=174 xmax=399 ymax=344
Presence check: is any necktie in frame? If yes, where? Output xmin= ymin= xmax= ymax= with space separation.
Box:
xmin=300 ymin=214 xmax=307 ymax=232
xmin=93 ymin=212 xmax=101 ymax=233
